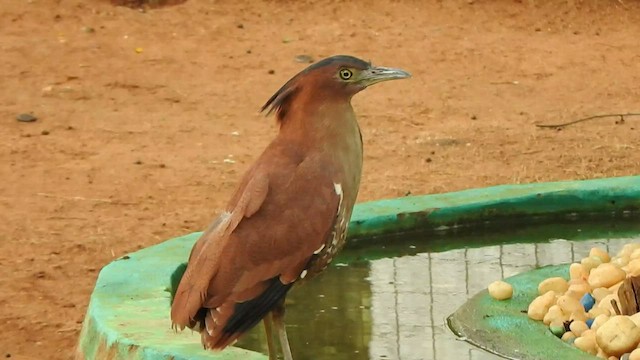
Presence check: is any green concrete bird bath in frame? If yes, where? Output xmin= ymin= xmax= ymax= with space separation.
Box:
xmin=76 ymin=176 xmax=640 ymax=360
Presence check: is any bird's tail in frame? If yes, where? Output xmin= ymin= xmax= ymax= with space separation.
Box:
xmin=169 ymin=267 xmax=294 ymax=351
xmin=201 ymin=276 xmax=294 ymax=350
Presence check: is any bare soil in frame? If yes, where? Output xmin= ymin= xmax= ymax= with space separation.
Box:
xmin=1 ymin=0 xmax=639 ymax=358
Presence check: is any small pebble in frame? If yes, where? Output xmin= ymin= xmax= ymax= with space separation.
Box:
xmin=268 ymin=69 xmax=275 ymax=75
xmin=558 ymin=295 xmax=583 ymax=314
xmin=294 ymin=54 xmax=314 ymax=64
xmin=574 ymin=335 xmax=598 ymax=355
xmin=570 ymin=320 xmax=589 ymax=337
xmin=538 ymin=277 xmax=569 ymax=295
xmin=598 ymin=294 xmax=620 ymax=314
xmin=589 ymin=263 xmax=626 ymax=289
xmin=562 ymin=331 xmax=576 ymax=342
xmin=42 ymin=85 xmax=54 ymax=95
xmin=581 ymin=293 xmax=596 ymax=312
xmin=593 ymin=287 xmax=612 ymax=302
xmin=590 ymin=247 xmax=611 ymax=263
xmin=487 ymin=280 xmax=513 ymax=300
xmin=626 ymin=259 xmax=640 ymax=276
xmin=41 ymin=130 xmax=50 ymax=135
xmin=570 ymin=263 xmax=587 ymax=280
xmin=570 ymin=311 xmax=587 ymax=322
xmin=614 ymin=255 xmax=631 ymax=268
xmin=16 ymin=113 xmax=37 ymax=122
xmin=582 ymin=256 xmax=603 ymax=272
xmin=528 ymin=291 xmax=556 ymax=320
xmin=567 ymin=280 xmax=591 ymax=299
xmin=544 ymin=305 xmax=565 ymax=325
xmin=596 ymin=315 xmax=640 ymax=357
xmin=592 ymin=314 xmax=610 ymax=331
xmin=588 ymin=307 xmax=609 ymax=319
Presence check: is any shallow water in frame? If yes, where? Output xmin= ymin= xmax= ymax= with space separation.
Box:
xmin=236 ymin=220 xmax=640 ymax=360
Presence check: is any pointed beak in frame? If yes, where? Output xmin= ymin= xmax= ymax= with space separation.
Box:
xmin=358 ymin=66 xmax=412 ymax=86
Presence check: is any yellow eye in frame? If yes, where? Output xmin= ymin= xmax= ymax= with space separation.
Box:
xmin=339 ymin=69 xmax=353 ymax=80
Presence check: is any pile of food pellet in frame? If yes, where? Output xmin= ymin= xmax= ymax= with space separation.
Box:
xmin=525 ymin=244 xmax=640 ymax=360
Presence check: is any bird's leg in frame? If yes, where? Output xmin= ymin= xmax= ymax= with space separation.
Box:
xmin=272 ymin=302 xmax=293 ymax=360
xmin=262 ymin=313 xmax=277 ymax=360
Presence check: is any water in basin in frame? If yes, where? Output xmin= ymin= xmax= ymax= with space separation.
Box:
xmin=236 ymin=219 xmax=640 ymax=360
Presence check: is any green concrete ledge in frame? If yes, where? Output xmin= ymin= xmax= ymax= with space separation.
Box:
xmin=349 ymin=175 xmax=640 ymax=240
xmin=76 ymin=176 xmax=640 ymax=360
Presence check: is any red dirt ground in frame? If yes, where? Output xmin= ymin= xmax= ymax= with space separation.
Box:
xmin=1 ymin=0 xmax=639 ymax=358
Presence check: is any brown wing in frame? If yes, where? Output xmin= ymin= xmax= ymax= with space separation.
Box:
xmin=170 ymin=149 xmax=342 ymax=349
xmin=170 ymin=171 xmax=269 ymax=329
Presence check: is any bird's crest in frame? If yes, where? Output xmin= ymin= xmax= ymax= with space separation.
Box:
xmin=261 ymin=55 xmax=371 ymax=124
xmin=260 ymin=80 xmax=300 ymax=124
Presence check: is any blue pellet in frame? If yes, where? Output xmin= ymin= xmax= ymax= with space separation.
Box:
xmin=586 ymin=318 xmax=594 ymax=328
xmin=581 ymin=293 xmax=595 ymax=312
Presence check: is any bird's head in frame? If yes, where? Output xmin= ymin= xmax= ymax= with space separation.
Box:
xmin=262 ymin=55 xmax=411 ymax=123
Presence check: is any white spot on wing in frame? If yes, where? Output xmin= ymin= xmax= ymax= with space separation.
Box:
xmin=314 ymin=244 xmax=325 ymax=254
xmin=333 ymin=182 xmax=342 ymax=196
xmin=333 ymin=183 xmax=344 ymax=216
xmin=300 ymin=270 xmax=308 ymax=279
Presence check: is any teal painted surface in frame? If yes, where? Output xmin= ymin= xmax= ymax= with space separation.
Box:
xmin=447 ymin=265 xmax=598 ymax=360
xmin=77 ymin=232 xmax=265 ymax=360
xmin=349 ymin=175 xmax=640 ymax=240
xmin=76 ymin=176 xmax=640 ymax=359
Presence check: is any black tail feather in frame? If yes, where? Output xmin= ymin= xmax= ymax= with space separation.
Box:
xmin=223 ymin=277 xmax=293 ymax=335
